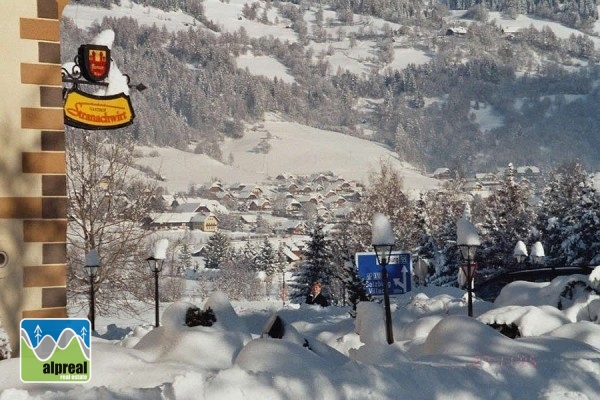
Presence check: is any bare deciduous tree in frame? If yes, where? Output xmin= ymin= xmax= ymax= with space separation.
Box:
xmin=66 ymin=129 xmax=158 ymax=317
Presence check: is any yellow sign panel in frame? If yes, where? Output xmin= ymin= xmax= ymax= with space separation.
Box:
xmin=64 ymin=89 xmax=135 ymax=130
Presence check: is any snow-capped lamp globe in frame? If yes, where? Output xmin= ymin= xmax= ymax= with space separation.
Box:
xmin=147 ymin=238 xmax=169 ymax=327
xmin=513 ymin=240 xmax=528 ymax=264
xmin=456 ymin=216 xmax=480 ymax=317
xmin=372 ymin=213 xmax=395 ymax=266
xmin=84 ymin=249 xmax=100 ymax=331
xmin=371 ymin=213 xmax=395 ymax=345
xmin=530 ymin=241 xmax=545 ymax=267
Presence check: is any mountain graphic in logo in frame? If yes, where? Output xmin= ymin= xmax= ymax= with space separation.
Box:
xmin=20 ymin=318 xmax=91 ymax=383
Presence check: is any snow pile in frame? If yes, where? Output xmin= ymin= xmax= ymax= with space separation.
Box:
xmin=478 ymin=305 xmax=571 ymax=336
xmin=133 ymin=295 xmax=252 ymax=369
xmin=2 ymin=275 xmax=600 ymax=398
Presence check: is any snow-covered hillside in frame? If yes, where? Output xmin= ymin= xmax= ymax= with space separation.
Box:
xmin=63 ymin=0 xmax=600 ymax=176
xmin=135 ymin=113 xmax=440 ymax=193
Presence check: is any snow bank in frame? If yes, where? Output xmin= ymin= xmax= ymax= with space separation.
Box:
xmin=133 ymin=294 xmax=252 ymax=369
xmin=478 ymin=305 xmax=570 ymax=336
xmin=423 ymin=315 xmax=528 ymax=357
xmin=548 ymin=321 xmax=600 ymax=350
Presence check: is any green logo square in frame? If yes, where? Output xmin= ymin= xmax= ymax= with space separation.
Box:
xmin=20 ymin=318 xmax=91 ymax=383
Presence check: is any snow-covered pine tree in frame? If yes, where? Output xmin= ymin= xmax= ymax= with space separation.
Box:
xmin=537 ymin=161 xmax=592 ymax=267
xmin=290 ymin=220 xmax=334 ymax=303
xmin=421 ymin=180 xmax=466 ymax=286
xmin=177 ymin=243 xmax=194 ymax=276
xmin=479 ymin=163 xmax=535 ymax=272
xmin=559 ymin=176 xmax=600 ymax=266
xmin=242 ymin=239 xmax=257 ymax=266
xmin=255 ymin=237 xmax=277 ymax=296
xmin=330 ymin=220 xmax=370 ymax=310
xmin=204 ymin=231 xmax=232 ymax=269
xmin=411 ymin=192 xmax=437 ymax=261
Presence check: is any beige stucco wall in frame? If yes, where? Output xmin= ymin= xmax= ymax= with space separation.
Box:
xmin=0 ymin=0 xmax=69 ymax=357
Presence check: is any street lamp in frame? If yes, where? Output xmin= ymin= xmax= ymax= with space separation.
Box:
xmin=372 ymin=213 xmax=395 ymax=345
xmin=457 ymin=217 xmax=480 ymax=317
xmin=146 ymin=238 xmax=168 ymax=327
xmin=84 ymin=249 xmax=100 ymax=331
xmin=513 ymin=240 xmax=528 ymax=267
xmin=531 ymin=241 xmax=545 ymax=268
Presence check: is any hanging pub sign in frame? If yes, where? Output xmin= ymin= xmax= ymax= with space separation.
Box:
xmin=64 ymin=89 xmax=135 ymax=130
xmin=78 ymin=44 xmax=111 ymax=82
xmin=63 ymin=30 xmax=145 ymax=130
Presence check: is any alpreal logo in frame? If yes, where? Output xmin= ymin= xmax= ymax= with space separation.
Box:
xmin=20 ymin=318 xmax=91 ymax=383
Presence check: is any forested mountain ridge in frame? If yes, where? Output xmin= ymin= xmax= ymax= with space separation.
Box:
xmin=63 ymin=0 xmax=600 ymax=174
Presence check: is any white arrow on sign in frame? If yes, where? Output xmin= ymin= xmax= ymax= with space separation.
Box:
xmin=392 ymin=266 xmax=410 ymax=292
xmin=34 ymin=325 xmax=42 ymax=346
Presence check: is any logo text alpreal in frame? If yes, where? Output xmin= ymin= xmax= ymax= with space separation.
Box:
xmin=43 ymin=361 xmax=88 ymax=376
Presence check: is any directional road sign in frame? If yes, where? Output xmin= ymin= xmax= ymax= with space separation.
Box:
xmin=356 ymin=252 xmax=412 ymax=296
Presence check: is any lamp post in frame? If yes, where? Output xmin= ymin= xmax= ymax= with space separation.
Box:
xmin=372 ymin=213 xmax=395 ymax=345
xmin=530 ymin=241 xmax=545 ymax=269
xmin=513 ymin=240 xmax=528 ymax=268
xmin=457 ymin=217 xmax=480 ymax=317
xmin=146 ymin=238 xmax=168 ymax=327
xmin=84 ymin=249 xmax=100 ymax=331
xmin=282 ymin=268 xmax=287 ymax=308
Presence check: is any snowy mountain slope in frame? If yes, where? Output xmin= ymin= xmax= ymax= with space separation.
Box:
xmin=63 ymin=1 xmax=600 ymax=174
xmin=135 ymin=113 xmax=440 ymax=192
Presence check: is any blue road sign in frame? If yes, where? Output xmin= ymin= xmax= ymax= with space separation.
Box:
xmin=356 ymin=252 xmax=412 ymax=296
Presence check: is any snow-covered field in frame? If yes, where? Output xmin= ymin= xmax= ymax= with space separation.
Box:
xmin=134 ymin=113 xmax=440 ymax=194
xmin=2 ymin=271 xmax=600 ymax=399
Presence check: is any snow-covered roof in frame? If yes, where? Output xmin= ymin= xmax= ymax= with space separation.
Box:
xmin=149 ymin=212 xmax=197 ymax=224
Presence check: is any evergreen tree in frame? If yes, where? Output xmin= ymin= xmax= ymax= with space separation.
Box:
xmin=204 ymin=231 xmax=232 ymax=269
xmin=177 ymin=243 xmax=194 ymax=276
xmin=330 ymin=220 xmax=370 ymax=311
xmin=242 ymin=239 xmax=257 ymax=264
xmin=536 ymin=161 xmax=594 ymax=267
xmin=290 ymin=221 xmax=334 ymax=303
xmin=556 ymin=173 xmax=600 ymax=266
xmin=411 ymin=193 xmax=437 ymax=261
xmin=479 ymin=163 xmax=535 ymax=272
xmin=255 ymin=237 xmax=277 ymax=296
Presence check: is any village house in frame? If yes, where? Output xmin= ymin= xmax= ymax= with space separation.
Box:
xmin=323 ymin=195 xmax=347 ymax=208
xmin=501 ymin=27 xmax=522 ymax=40
xmin=237 ymin=189 xmax=259 ymax=201
xmin=432 ymin=168 xmax=453 ymax=180
xmin=190 ymin=213 xmax=219 ymax=232
xmin=446 ymin=26 xmax=467 ymax=36
xmin=239 ymin=214 xmax=258 ymax=231
xmin=516 ymin=166 xmax=541 ymax=181
xmin=248 ymin=198 xmax=272 ymax=211
xmin=274 ymin=220 xmax=308 ymax=235
xmin=144 ymin=212 xmax=219 ymax=232
xmin=285 ymin=198 xmax=302 ymax=215
xmin=141 ymin=171 xmax=364 ymax=239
